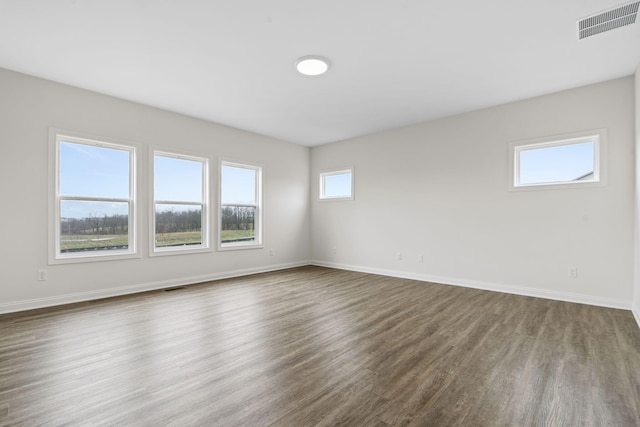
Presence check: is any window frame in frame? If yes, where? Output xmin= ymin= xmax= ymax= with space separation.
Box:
xmin=48 ymin=129 xmax=139 ymax=264
xmin=150 ymin=149 xmax=211 ymax=256
xmin=218 ymin=160 xmax=263 ymax=251
xmin=319 ymin=167 xmax=355 ymax=201
xmin=508 ymin=129 xmax=607 ymax=192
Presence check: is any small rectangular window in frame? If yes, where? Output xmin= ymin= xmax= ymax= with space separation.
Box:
xmin=509 ymin=130 xmax=606 ymax=191
xmin=51 ymin=131 xmax=137 ymax=263
xmin=320 ymin=168 xmax=354 ymax=200
xmin=152 ymin=151 xmax=209 ymax=254
xmin=220 ymin=161 xmax=262 ymax=249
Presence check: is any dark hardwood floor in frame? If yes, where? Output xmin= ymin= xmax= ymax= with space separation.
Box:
xmin=1 ymin=266 xmax=639 ymax=426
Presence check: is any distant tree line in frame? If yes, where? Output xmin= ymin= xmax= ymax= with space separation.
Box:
xmin=221 ymin=206 xmax=255 ymax=231
xmin=61 ymin=206 xmax=253 ymax=236
xmin=61 ymin=215 xmax=128 ymax=236
xmin=156 ymin=208 xmax=201 ymax=234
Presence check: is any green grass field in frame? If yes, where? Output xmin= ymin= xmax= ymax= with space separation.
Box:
xmin=60 ymin=234 xmax=129 ymax=252
xmin=221 ymin=229 xmax=255 ymax=241
xmin=155 ymin=231 xmax=202 ymax=247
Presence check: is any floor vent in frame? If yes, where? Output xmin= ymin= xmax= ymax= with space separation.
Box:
xmin=578 ymin=1 xmax=639 ymax=39
xmin=164 ymin=287 xmax=185 ymax=292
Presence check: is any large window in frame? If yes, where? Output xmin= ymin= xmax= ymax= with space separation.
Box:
xmin=220 ymin=162 xmax=262 ymax=249
xmin=320 ymin=168 xmax=354 ymax=200
xmin=152 ymin=151 xmax=209 ymax=254
xmin=509 ymin=129 xmax=606 ymax=191
xmin=51 ymin=131 xmax=136 ymax=262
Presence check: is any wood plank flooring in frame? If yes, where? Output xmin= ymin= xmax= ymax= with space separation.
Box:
xmin=1 ymin=266 xmax=640 ymax=426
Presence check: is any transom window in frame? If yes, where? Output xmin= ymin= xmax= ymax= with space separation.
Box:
xmin=152 ymin=151 xmax=209 ymax=254
xmin=320 ymin=168 xmax=354 ymax=200
xmin=220 ymin=161 xmax=262 ymax=249
xmin=509 ymin=130 xmax=606 ymax=191
xmin=51 ymin=132 xmax=136 ymax=263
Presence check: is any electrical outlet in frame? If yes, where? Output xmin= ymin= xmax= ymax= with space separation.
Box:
xmin=418 ymin=255 xmax=424 ymax=263
xmin=37 ymin=270 xmax=47 ymax=281
xmin=332 ymin=247 xmax=337 ymax=255
xmin=269 ymin=249 xmax=274 ymax=256
xmin=396 ymin=252 xmax=403 ymax=261
xmin=568 ymin=267 xmax=578 ymax=278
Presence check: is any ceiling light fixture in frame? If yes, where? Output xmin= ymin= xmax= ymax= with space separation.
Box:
xmin=295 ymin=56 xmax=330 ymax=76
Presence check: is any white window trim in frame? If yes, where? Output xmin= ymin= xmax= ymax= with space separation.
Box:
xmin=508 ymin=129 xmax=607 ymax=192
xmin=150 ymin=148 xmax=211 ymax=256
xmin=48 ymin=128 xmax=140 ymax=264
xmin=319 ymin=167 xmax=354 ymax=201
xmin=218 ymin=160 xmax=263 ymax=251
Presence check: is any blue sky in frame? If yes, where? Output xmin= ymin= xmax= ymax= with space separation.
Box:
xmin=519 ymin=141 xmax=594 ymax=185
xmin=60 ymin=141 xmax=257 ymax=218
xmin=221 ymin=165 xmax=256 ymax=205
xmin=60 ymin=142 xmax=130 ymax=219
xmin=60 ymin=200 xmax=129 ymax=221
xmin=60 ymin=141 xmax=129 ymax=199
xmin=154 ymin=155 xmax=202 ymax=202
xmin=324 ymin=172 xmax=352 ymax=197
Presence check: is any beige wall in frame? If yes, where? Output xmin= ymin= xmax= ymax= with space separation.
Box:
xmin=1 ymin=66 xmax=637 ymax=314
xmin=0 ymin=68 xmax=311 ymax=312
xmin=311 ymin=77 xmax=635 ymax=308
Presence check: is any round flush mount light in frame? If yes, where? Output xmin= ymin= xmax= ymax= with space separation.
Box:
xmin=295 ymin=56 xmax=330 ymax=76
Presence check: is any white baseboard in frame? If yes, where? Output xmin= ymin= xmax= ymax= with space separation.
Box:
xmin=310 ymin=260 xmax=632 ymax=310
xmin=0 ymin=261 xmax=310 ymax=314
xmin=633 ymin=305 xmax=640 ymax=330
xmin=2 ymin=260 xmax=634 ymax=316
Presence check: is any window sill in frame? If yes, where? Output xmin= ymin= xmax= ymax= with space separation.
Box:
xmin=319 ymin=196 xmax=354 ymax=202
xmin=49 ymin=251 xmax=141 ymax=265
xmin=509 ymin=179 xmax=605 ymax=192
xmin=218 ymin=243 xmax=264 ymax=252
xmin=150 ymin=246 xmax=212 ymax=257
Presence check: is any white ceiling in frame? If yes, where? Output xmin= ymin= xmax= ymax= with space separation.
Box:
xmin=1 ymin=0 xmax=639 ymax=146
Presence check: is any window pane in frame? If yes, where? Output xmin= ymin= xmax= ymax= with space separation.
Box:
xmin=221 ymin=165 xmax=256 ymax=205
xmin=60 ymin=200 xmax=129 ymax=253
xmin=221 ymin=206 xmax=256 ymax=243
xmin=155 ymin=204 xmax=202 ymax=248
xmin=519 ymin=141 xmax=594 ymax=185
xmin=323 ymin=172 xmax=352 ymax=198
xmin=59 ymin=141 xmax=130 ymax=198
xmin=154 ymin=155 xmax=203 ymax=202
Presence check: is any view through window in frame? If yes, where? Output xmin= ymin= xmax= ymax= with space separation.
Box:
xmin=510 ymin=131 xmax=604 ymax=190
xmin=55 ymin=136 xmax=135 ymax=259
xmin=220 ymin=162 xmax=261 ymax=247
xmin=320 ymin=169 xmax=353 ymax=199
xmin=153 ymin=152 xmax=208 ymax=252
xmin=517 ymin=140 xmax=596 ymax=186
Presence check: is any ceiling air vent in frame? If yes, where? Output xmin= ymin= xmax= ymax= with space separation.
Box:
xmin=578 ymin=1 xmax=639 ymax=39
